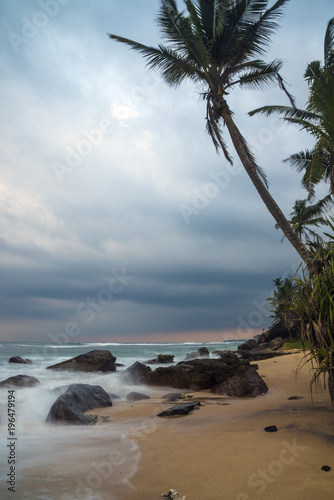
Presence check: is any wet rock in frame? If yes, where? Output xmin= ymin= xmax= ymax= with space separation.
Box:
xmin=126 ymin=391 xmax=150 ymax=401
xmin=288 ymin=395 xmax=304 ymax=400
xmin=146 ymin=354 xmax=175 ymax=364
xmin=9 ymin=356 xmax=33 ymax=364
xmin=264 ymin=425 xmax=278 ymax=433
xmin=237 ymin=339 xmax=257 ymax=351
xmin=0 ymin=375 xmax=40 ymax=388
xmin=144 ymin=352 xmax=259 ymax=392
xmin=121 ymin=361 xmax=151 ymax=384
xmin=213 ymin=368 xmax=268 ymax=397
xmin=157 ymin=401 xmax=201 ymax=417
xmin=46 ymin=384 xmax=112 ymax=425
xmin=185 ymin=347 xmax=209 ymax=360
xmin=47 ymin=350 xmax=117 ymax=372
xmin=161 ymin=392 xmax=184 ymax=402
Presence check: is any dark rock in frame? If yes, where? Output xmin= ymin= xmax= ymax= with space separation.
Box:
xmin=115 ymin=363 xmax=125 ymax=368
xmin=266 ymin=319 xmax=301 ymax=342
xmin=46 ymin=384 xmax=112 ymax=425
xmin=185 ymin=347 xmax=209 ymax=360
xmin=257 ymin=332 xmax=269 ymax=345
xmin=213 ymin=368 xmax=268 ymax=397
xmin=321 ymin=465 xmax=331 ymax=472
xmin=161 ymin=392 xmax=184 ymax=402
xmin=47 ymin=350 xmax=117 ymax=372
xmin=9 ymin=356 xmax=33 ymax=364
xmin=269 ymin=337 xmax=284 ymax=350
xmin=264 ymin=426 xmax=278 ymax=433
xmin=157 ymin=401 xmax=201 ymax=417
xmin=288 ymin=396 xmax=304 ymax=400
xmin=146 ymin=354 xmax=175 ymax=364
xmin=238 ymin=347 xmax=290 ymax=361
xmin=126 ymin=391 xmax=150 ymax=401
xmin=143 ymin=352 xmax=262 ymax=392
xmin=0 ymin=375 xmax=40 ymax=388
xmin=238 ymin=339 xmax=257 ymax=351
xmin=122 ymin=361 xmax=152 ymax=384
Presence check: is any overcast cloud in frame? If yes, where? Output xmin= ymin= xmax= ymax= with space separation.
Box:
xmin=0 ymin=0 xmax=332 ymax=342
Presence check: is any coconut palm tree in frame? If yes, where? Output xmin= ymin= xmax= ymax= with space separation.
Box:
xmin=276 ymin=196 xmax=331 ymax=244
xmin=108 ymin=0 xmax=312 ymax=266
xmin=250 ymin=18 xmax=334 ymax=199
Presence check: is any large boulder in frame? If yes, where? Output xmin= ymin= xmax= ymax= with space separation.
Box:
xmin=121 ymin=361 xmax=152 ymax=384
xmin=143 ymin=352 xmax=262 ymax=393
xmin=185 ymin=347 xmax=209 ymax=360
xmin=266 ymin=319 xmax=300 ymax=342
xmin=47 ymin=350 xmax=117 ymax=372
xmin=9 ymin=356 xmax=33 ymax=364
xmin=46 ymin=384 xmax=112 ymax=425
xmin=238 ymin=347 xmax=289 ymax=361
xmin=0 ymin=375 xmax=40 ymax=388
xmin=213 ymin=368 xmax=268 ymax=397
xmin=238 ymin=339 xmax=257 ymax=351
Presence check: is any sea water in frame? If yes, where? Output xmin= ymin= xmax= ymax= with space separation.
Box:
xmin=0 ymin=341 xmax=239 ymax=499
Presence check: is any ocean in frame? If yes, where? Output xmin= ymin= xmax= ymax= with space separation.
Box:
xmin=0 ymin=341 xmax=240 ymax=500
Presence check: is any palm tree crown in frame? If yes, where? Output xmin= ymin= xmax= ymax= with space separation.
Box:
xmin=109 ymin=0 xmax=312 ymax=266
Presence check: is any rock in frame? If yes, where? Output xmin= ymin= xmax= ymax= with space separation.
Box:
xmin=108 ymin=392 xmax=121 ymax=400
xmin=47 ymin=350 xmax=117 ymax=372
xmin=126 ymin=391 xmax=150 ymax=401
xmin=157 ymin=401 xmax=201 ymax=417
xmin=144 ymin=352 xmax=261 ymax=392
xmin=321 ymin=465 xmax=331 ymax=472
xmin=264 ymin=425 xmax=278 ymax=433
xmin=269 ymin=337 xmax=284 ymax=350
xmin=213 ymin=368 xmax=268 ymax=397
xmin=0 ymin=375 xmax=40 ymax=388
xmin=266 ymin=319 xmax=302 ymax=342
xmin=115 ymin=363 xmax=125 ymax=368
xmin=146 ymin=354 xmax=175 ymax=364
xmin=257 ymin=332 xmax=269 ymax=345
xmin=46 ymin=384 xmax=112 ymax=425
xmin=161 ymin=392 xmax=184 ymax=402
xmin=288 ymin=396 xmax=304 ymax=400
xmin=9 ymin=356 xmax=33 ymax=364
xmin=121 ymin=361 xmax=151 ymax=384
xmin=185 ymin=347 xmax=209 ymax=360
xmin=86 ymin=414 xmax=98 ymax=425
xmin=161 ymin=489 xmax=184 ymax=499
xmin=238 ymin=347 xmax=290 ymax=361
xmin=237 ymin=339 xmax=257 ymax=351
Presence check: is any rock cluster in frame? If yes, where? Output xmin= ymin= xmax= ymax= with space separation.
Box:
xmin=237 ymin=334 xmax=285 ymax=361
xmin=9 ymin=356 xmax=32 ymax=364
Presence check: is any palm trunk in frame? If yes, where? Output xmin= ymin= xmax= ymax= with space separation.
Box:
xmin=220 ymin=103 xmax=313 ymax=268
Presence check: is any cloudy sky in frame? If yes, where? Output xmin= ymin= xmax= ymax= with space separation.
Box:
xmin=0 ymin=0 xmax=332 ymax=343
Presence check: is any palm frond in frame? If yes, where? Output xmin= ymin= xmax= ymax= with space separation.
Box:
xmin=324 ymin=17 xmax=334 ymax=69
xmin=228 ymin=59 xmax=284 ymax=90
xmin=249 ymin=105 xmax=318 ymax=122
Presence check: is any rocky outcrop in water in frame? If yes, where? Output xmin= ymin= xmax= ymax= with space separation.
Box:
xmin=0 ymin=375 xmax=40 ymax=388
xmin=146 ymin=354 xmax=175 ymax=364
xmin=9 ymin=356 xmax=33 ymax=364
xmin=46 ymin=384 xmax=112 ymax=424
xmin=121 ymin=361 xmax=152 ymax=384
xmin=185 ymin=346 xmax=209 ymax=360
xmin=47 ymin=350 xmax=117 ymax=372
xmin=143 ymin=351 xmax=267 ymax=397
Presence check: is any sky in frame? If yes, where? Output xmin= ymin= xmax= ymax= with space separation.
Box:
xmin=0 ymin=0 xmax=332 ymax=343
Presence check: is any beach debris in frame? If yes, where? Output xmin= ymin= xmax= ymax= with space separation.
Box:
xmin=86 ymin=414 xmax=98 ymax=425
xmin=46 ymin=349 xmax=117 ymax=373
xmin=101 ymin=415 xmax=111 ymax=423
xmin=264 ymin=426 xmax=278 ymax=433
xmin=45 ymin=383 xmax=112 ymax=425
xmin=288 ymin=396 xmax=304 ymax=400
xmin=321 ymin=465 xmax=331 ymax=472
xmin=157 ymin=401 xmax=200 ymax=417
xmin=161 ymin=489 xmax=186 ymax=499
xmin=126 ymin=391 xmax=150 ymax=401
xmin=0 ymin=375 xmax=40 ymax=388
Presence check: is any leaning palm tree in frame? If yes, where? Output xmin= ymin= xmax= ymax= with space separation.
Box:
xmin=109 ymin=0 xmax=312 ymax=266
xmin=250 ymin=18 xmax=334 ymax=199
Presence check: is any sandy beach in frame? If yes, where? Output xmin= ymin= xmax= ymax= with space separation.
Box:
xmin=86 ymin=351 xmax=334 ymax=500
